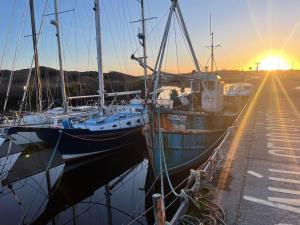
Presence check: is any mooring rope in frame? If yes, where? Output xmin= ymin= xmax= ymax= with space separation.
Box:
xmin=61 ymin=126 xmax=141 ymax=142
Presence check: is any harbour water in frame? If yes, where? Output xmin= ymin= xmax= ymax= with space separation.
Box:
xmin=0 ymin=85 xmax=189 ymax=225
xmin=0 ymin=140 xmax=151 ymax=225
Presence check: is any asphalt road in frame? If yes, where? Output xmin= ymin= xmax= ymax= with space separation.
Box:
xmin=215 ymin=73 xmax=300 ymax=225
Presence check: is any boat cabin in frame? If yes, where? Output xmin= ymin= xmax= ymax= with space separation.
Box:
xmin=190 ymin=73 xmax=224 ymax=113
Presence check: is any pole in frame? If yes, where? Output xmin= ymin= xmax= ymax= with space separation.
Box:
xmin=93 ymin=0 xmax=105 ymax=109
xmin=210 ymin=14 xmax=214 ymax=72
xmin=152 ymin=193 xmax=166 ymax=225
xmin=53 ymin=0 xmax=68 ymax=112
xmin=141 ymin=0 xmax=148 ymax=97
xmin=105 ymin=184 xmax=113 ymax=225
xmin=29 ymin=0 xmax=43 ymax=112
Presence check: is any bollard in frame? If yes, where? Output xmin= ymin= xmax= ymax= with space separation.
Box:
xmin=152 ymin=193 xmax=166 ymax=225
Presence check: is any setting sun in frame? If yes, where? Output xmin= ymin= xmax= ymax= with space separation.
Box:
xmin=260 ymin=55 xmax=291 ymax=71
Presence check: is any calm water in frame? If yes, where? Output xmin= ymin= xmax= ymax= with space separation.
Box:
xmin=0 ymin=138 xmax=152 ymax=225
xmin=0 ymin=86 xmax=190 ymax=225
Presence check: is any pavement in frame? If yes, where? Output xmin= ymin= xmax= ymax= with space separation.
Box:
xmin=215 ymin=73 xmax=300 ymax=225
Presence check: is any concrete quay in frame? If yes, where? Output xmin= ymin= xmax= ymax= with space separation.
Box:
xmin=215 ymin=74 xmax=300 ymax=225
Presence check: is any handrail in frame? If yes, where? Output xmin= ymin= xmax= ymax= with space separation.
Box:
xmin=167 ymin=86 xmax=258 ymax=223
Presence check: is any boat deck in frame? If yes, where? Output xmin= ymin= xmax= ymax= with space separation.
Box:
xmin=215 ymin=74 xmax=300 ymax=225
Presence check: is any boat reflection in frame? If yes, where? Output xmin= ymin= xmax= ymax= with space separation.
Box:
xmin=32 ymin=145 xmax=147 ymax=225
xmin=2 ymin=144 xmax=63 ymax=186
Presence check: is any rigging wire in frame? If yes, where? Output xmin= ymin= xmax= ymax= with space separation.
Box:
xmin=107 ymin=0 xmax=133 ymax=92
xmin=3 ymin=1 xmax=29 ymax=112
xmin=17 ymin=131 xmax=62 ymax=225
xmin=0 ymin=0 xmax=17 ymax=86
xmin=126 ymin=174 xmax=191 ymax=225
xmin=131 ymin=8 xmax=169 ymax=56
xmin=144 ymin=0 xmax=161 ymax=66
xmin=73 ymin=2 xmax=82 ymax=100
xmin=58 ymin=161 xmax=147 ymax=225
xmin=59 ymin=4 xmax=77 ymax=100
xmin=174 ymin=11 xmax=204 ymax=71
xmin=101 ymin=2 xmax=122 ymax=88
xmin=173 ymin=15 xmax=180 ymax=74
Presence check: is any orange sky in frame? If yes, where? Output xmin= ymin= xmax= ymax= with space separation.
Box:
xmin=2 ymin=0 xmax=300 ymax=75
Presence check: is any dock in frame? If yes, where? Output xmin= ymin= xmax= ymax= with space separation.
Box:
xmin=215 ymin=74 xmax=300 ymax=224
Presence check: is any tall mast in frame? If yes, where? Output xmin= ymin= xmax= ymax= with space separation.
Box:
xmin=140 ymin=0 xmax=148 ymax=97
xmin=93 ymin=0 xmax=105 ymax=109
xmin=210 ymin=14 xmax=214 ymax=72
xmin=52 ymin=0 xmax=67 ymax=112
xmin=131 ymin=0 xmax=155 ymax=97
xmin=29 ymin=0 xmax=43 ymax=112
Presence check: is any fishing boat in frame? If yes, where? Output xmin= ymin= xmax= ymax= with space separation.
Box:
xmin=132 ymin=0 xmax=247 ymax=177
xmin=223 ymin=82 xmax=253 ymax=111
xmin=224 ymin=83 xmax=253 ymax=97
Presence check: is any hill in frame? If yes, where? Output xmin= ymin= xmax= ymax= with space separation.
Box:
xmin=0 ymin=67 xmax=144 ymax=110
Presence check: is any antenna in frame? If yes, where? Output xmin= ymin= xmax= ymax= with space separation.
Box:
xmin=206 ymin=13 xmax=221 ymax=72
xmin=210 ymin=13 xmax=212 ymax=36
xmin=255 ymin=62 xmax=260 ymax=72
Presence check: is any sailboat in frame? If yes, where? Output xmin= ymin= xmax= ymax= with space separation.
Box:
xmin=6 ymin=0 xmax=147 ymax=160
xmin=2 ymin=0 xmax=147 ymax=142
xmin=0 ymin=0 xmax=102 ymax=144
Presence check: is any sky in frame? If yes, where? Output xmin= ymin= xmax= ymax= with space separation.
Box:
xmin=1 ymin=0 xmax=300 ymax=75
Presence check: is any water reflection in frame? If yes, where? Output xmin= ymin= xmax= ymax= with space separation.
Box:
xmin=0 ymin=139 xmax=150 ymax=225
xmin=0 ymin=85 xmax=191 ymax=225
xmin=33 ymin=147 xmax=146 ymax=225
xmin=2 ymin=144 xmax=63 ymax=186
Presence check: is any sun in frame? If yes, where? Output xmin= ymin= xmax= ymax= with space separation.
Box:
xmin=260 ymin=55 xmax=291 ymax=71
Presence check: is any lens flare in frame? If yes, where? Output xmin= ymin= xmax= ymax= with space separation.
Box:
xmin=260 ymin=56 xmax=291 ymax=70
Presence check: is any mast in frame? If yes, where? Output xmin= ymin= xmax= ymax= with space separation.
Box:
xmin=93 ymin=0 xmax=105 ymax=109
xmin=52 ymin=0 xmax=68 ymax=112
xmin=140 ymin=0 xmax=148 ymax=97
xmin=152 ymin=0 xmax=201 ymax=99
xmin=29 ymin=0 xmax=43 ymax=112
xmin=207 ymin=14 xmax=220 ymax=73
xmin=210 ymin=14 xmax=214 ymax=72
